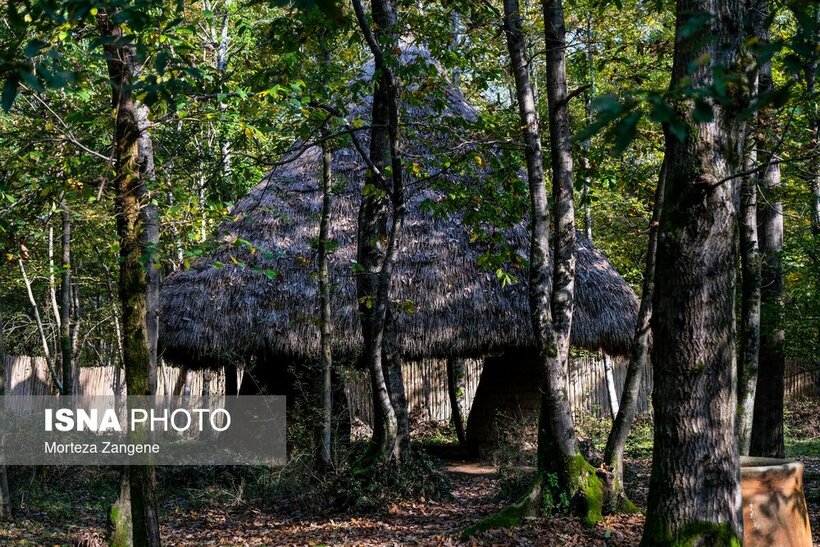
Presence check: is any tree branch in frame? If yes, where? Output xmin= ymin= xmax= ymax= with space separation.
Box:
xmin=309 ymin=101 xmax=389 ymax=186
xmin=23 ymin=93 xmax=110 ymax=162
xmin=350 ymin=0 xmax=385 ymax=67
xmin=559 ymin=84 xmax=592 ymax=107
xmin=710 ymin=151 xmax=820 ymax=189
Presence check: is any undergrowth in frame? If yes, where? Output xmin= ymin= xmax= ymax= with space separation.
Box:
xmin=257 ymin=441 xmax=451 ymax=511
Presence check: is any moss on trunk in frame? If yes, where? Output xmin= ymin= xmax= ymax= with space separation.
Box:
xmin=564 ymin=455 xmax=604 ymax=527
xmin=640 ymin=520 xmax=742 ymax=547
xmin=462 ymin=474 xmax=542 ymax=539
xmin=109 ymin=471 xmax=132 ymax=547
xmin=462 ymin=458 xmax=606 ymax=539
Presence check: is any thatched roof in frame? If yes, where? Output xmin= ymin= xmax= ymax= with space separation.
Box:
xmin=159 ymin=48 xmax=639 ymax=366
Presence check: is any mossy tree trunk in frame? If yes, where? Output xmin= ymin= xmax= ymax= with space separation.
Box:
xmin=110 ymin=468 xmax=132 ymax=547
xmin=541 ymin=0 xmax=603 ymax=523
xmin=640 ymin=0 xmax=750 ymax=543
xmin=500 ymin=0 xmax=603 ymax=527
xmin=99 ymin=11 xmax=161 ymax=547
xmin=351 ymin=0 xmax=408 ymax=464
xmin=603 ymin=160 xmax=665 ymax=512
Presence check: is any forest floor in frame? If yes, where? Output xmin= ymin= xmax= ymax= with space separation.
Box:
xmin=1 ymin=397 xmax=818 ymax=546
xmin=0 ymin=459 xmax=648 ymax=546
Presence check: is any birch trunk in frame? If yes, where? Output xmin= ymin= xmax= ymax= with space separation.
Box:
xmin=582 ymin=14 xmax=594 ymax=241
xmin=19 ymin=258 xmax=62 ymax=392
xmin=603 ymin=355 xmax=619 ymax=420
xmin=48 ymin=225 xmax=61 ymax=332
xmin=217 ymin=0 xmax=232 ymax=184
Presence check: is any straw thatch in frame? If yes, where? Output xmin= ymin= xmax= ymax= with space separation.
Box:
xmin=159 ymin=48 xmax=640 ymax=367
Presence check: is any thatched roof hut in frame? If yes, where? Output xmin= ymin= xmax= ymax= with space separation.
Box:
xmin=159 ymin=49 xmax=639 ymax=368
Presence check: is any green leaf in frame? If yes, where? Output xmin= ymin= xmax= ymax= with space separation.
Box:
xmin=613 ymin=111 xmax=642 ymax=156
xmin=693 ymin=99 xmax=714 ymax=123
xmin=2 ymin=80 xmax=18 ymax=112
xmin=668 ymin=118 xmax=688 ymax=142
xmin=24 ymin=40 xmax=48 ymax=58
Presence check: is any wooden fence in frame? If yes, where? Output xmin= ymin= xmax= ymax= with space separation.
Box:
xmin=567 ymin=354 xmax=651 ymax=419
xmin=344 ymin=354 xmax=647 ymax=426
xmin=4 ymin=355 xmax=225 ymax=402
xmin=6 ymin=354 xmax=815 ymax=425
xmin=344 ymin=358 xmax=484 ymax=427
xmin=785 ymin=358 xmax=819 ymax=398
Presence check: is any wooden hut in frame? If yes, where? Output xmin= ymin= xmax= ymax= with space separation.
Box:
xmin=159 ymin=47 xmax=641 ymax=451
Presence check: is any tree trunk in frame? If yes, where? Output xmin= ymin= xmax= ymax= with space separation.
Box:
xmin=217 ymin=0 xmax=232 ymax=185
xmin=318 ymin=134 xmax=334 ymax=467
xmin=603 ymin=159 xmax=666 ymax=512
xmin=640 ymin=1 xmax=748 ymax=543
xmin=19 ymin=258 xmax=62 ymax=392
xmin=383 ymin=309 xmax=410 ymax=456
xmin=136 ymin=105 xmax=159 ymax=398
xmin=351 ymin=0 xmax=407 ymax=463
xmin=60 ymin=198 xmax=74 ymax=395
xmin=750 ymin=57 xmax=785 ymax=459
xmin=541 ymin=0 xmax=602 ymax=522
xmin=446 ymin=357 xmax=466 ymax=445
xmin=503 ymin=0 xmax=602 ymax=525
xmin=805 ymin=8 xmax=819 ymax=237
xmin=0 ymin=306 xmax=12 ymax=522
xmin=543 ymin=0 xmax=576 ymax=380
xmin=110 ymin=468 xmax=132 ymax=547
xmin=582 ymin=14 xmax=594 ymax=242
xmin=738 ymin=125 xmax=761 ymax=456
xmin=172 ymin=366 xmax=189 ymax=397
xmin=800 ymin=5 xmax=819 ymax=394
xmin=48 ymin=225 xmax=61 ymax=334
xmin=99 ymin=12 xmax=161 ymax=547
xmin=603 ymin=355 xmax=619 ymax=420
xmin=70 ymin=284 xmax=81 ymax=375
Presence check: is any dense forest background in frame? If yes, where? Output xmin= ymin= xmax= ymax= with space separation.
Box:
xmin=1 ymin=0 xmax=815 ymax=366
xmin=0 ymin=0 xmax=818 ymax=545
